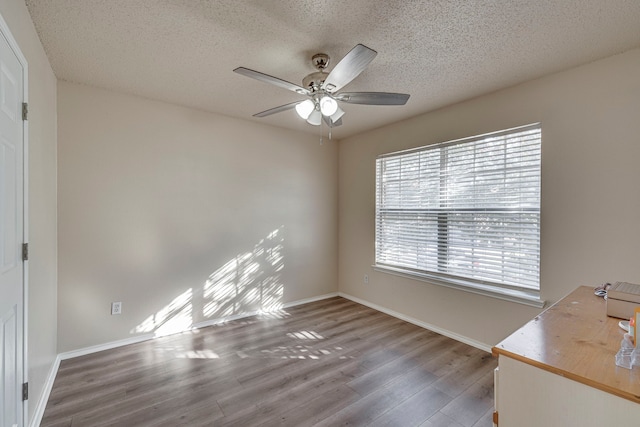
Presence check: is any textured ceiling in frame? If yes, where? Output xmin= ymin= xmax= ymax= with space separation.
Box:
xmin=26 ymin=0 xmax=640 ymax=139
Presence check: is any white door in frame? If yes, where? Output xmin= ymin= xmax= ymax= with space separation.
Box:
xmin=0 ymin=25 xmax=25 ymax=427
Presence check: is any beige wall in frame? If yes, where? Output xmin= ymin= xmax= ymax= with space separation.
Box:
xmin=339 ymin=49 xmax=640 ymax=347
xmin=57 ymin=81 xmax=338 ymax=352
xmin=0 ymin=0 xmax=58 ymax=422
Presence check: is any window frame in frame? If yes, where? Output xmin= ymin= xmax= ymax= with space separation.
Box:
xmin=374 ymin=124 xmax=544 ymax=308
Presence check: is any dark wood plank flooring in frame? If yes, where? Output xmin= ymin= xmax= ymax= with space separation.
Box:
xmin=41 ymin=297 xmax=496 ymax=427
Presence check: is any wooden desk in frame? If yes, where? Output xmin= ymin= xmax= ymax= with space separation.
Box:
xmin=492 ymin=286 xmax=640 ymax=426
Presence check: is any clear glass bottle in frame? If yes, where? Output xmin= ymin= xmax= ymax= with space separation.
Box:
xmin=615 ymin=333 xmax=635 ymax=369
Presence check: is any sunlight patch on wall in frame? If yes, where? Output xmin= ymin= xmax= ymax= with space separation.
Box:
xmin=130 ymin=228 xmax=285 ymax=338
xmin=131 ymin=288 xmax=193 ymax=336
xmin=203 ymin=228 xmax=285 ymax=318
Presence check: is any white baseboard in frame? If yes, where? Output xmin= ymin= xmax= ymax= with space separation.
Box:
xmin=283 ymin=292 xmax=339 ymax=308
xmin=338 ymin=292 xmax=492 ymax=353
xmin=192 ymin=311 xmax=259 ymax=329
xmin=59 ymin=333 xmax=155 ymax=361
xmin=29 ymin=354 xmax=61 ymax=427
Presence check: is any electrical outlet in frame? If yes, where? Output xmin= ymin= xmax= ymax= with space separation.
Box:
xmin=364 ymin=274 xmax=369 ymax=284
xmin=111 ymin=302 xmax=122 ymax=315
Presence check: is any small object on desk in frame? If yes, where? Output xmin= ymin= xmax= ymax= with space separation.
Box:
xmin=619 ymin=320 xmax=630 ymax=332
xmin=615 ymin=333 xmax=635 ymax=369
xmin=606 ymin=281 xmax=640 ymax=319
xmin=594 ymin=283 xmax=610 ymax=298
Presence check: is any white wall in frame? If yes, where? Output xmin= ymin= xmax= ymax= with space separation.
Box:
xmin=339 ymin=49 xmax=640 ymax=347
xmin=0 ymin=0 xmax=58 ymax=422
xmin=57 ymin=81 xmax=338 ymax=352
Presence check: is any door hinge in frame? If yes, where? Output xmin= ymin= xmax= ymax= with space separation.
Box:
xmin=22 ymin=102 xmax=28 ymax=121
xmin=22 ymin=382 xmax=28 ymax=401
xmin=22 ymin=243 xmax=28 ymax=261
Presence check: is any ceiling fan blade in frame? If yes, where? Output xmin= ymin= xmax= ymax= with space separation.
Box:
xmin=253 ymin=101 xmax=300 ymax=118
xmin=323 ymin=44 xmax=377 ymax=93
xmin=234 ymin=67 xmax=310 ymax=96
xmin=335 ymin=92 xmax=410 ymax=105
xmin=322 ymin=115 xmax=343 ymax=128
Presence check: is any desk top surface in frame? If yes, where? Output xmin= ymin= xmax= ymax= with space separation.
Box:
xmin=492 ymin=285 xmax=640 ymax=403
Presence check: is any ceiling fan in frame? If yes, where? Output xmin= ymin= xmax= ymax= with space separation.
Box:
xmin=233 ymin=44 xmax=410 ymax=128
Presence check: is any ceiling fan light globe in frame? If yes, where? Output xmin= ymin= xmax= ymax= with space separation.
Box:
xmin=320 ymin=96 xmax=338 ymax=116
xmin=307 ymin=110 xmax=322 ymax=126
xmin=330 ymin=105 xmax=345 ymax=121
xmin=295 ymin=99 xmax=315 ymax=119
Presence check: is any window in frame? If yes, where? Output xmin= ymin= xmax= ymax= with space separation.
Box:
xmin=375 ymin=124 xmax=542 ymax=305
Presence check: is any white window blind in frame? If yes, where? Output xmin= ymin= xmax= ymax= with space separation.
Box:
xmin=375 ymin=124 xmax=541 ymax=292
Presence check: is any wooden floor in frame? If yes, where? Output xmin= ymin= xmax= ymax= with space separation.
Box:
xmin=41 ymin=297 xmax=497 ymax=427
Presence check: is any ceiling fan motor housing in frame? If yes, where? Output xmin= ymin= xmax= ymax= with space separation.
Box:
xmin=302 ymin=53 xmax=331 ymax=91
xmin=303 ymin=71 xmax=328 ymax=91
xmin=312 ymin=53 xmax=329 ymax=70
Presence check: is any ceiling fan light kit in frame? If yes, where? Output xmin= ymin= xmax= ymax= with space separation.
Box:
xmin=233 ymin=44 xmax=410 ymax=129
xmin=295 ymin=99 xmax=315 ymax=120
xmin=319 ymin=96 xmax=338 ymax=116
xmin=306 ymin=109 xmax=323 ymax=126
xmin=330 ymin=105 xmax=345 ymax=122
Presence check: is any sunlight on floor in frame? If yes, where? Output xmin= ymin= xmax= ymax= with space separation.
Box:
xmin=286 ymin=330 xmax=324 ymax=340
xmin=176 ymin=349 xmax=220 ymax=359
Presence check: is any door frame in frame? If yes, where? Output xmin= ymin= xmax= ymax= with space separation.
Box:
xmin=0 ymin=9 xmax=29 ymax=426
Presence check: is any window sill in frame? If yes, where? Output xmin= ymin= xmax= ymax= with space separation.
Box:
xmin=372 ymin=265 xmax=546 ymax=309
